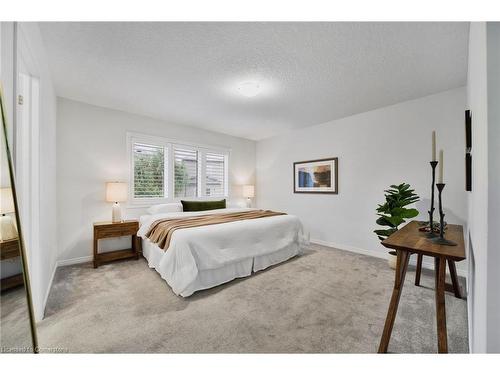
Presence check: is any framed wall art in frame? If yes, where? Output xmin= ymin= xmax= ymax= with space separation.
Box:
xmin=293 ymin=157 xmax=338 ymax=194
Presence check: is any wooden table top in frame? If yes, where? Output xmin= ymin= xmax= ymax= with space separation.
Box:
xmin=381 ymin=221 xmax=466 ymax=261
xmin=93 ymin=219 xmax=138 ymax=227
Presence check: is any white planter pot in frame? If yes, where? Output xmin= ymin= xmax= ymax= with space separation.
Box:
xmin=387 ymin=253 xmax=397 ymax=269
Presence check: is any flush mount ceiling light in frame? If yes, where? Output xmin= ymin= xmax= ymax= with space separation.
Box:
xmin=237 ymin=81 xmax=262 ymax=98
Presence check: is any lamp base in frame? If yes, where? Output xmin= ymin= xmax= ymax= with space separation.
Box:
xmin=246 ymin=198 xmax=252 ymax=208
xmin=112 ymin=202 xmax=122 ymax=223
xmin=431 ymin=237 xmax=457 ymax=246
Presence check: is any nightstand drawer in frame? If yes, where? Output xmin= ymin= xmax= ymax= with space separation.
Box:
xmin=94 ymin=221 xmax=138 ymax=238
xmin=95 ymin=226 xmax=136 ymax=238
xmin=1 ymin=238 xmax=20 ymax=260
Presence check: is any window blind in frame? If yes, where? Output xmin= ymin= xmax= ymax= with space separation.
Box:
xmin=205 ymin=152 xmax=226 ymax=196
xmin=174 ymin=147 xmax=198 ymax=198
xmin=133 ymin=142 xmax=166 ymax=198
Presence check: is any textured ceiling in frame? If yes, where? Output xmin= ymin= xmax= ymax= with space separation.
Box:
xmin=39 ymin=22 xmax=469 ymax=140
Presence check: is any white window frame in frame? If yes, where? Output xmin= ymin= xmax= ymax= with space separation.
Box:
xmin=127 ymin=132 xmax=230 ymax=206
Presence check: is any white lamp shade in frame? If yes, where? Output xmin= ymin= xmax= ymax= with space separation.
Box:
xmin=243 ymin=185 xmax=255 ymax=198
xmin=0 ymin=187 xmax=15 ymax=214
xmin=105 ymin=182 xmax=127 ymax=203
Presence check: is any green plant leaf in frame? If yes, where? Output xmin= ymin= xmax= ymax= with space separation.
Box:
xmin=386 ymin=216 xmax=404 ymax=227
xmin=403 ymin=208 xmax=419 ymax=218
xmin=376 ymin=216 xmax=396 ymax=228
xmin=376 ymin=203 xmax=390 ymax=213
xmin=375 ymin=182 xmax=420 ymax=242
xmin=374 ymin=229 xmax=397 ymax=236
xmin=391 ymin=207 xmax=419 ymax=219
xmin=374 ymin=228 xmax=397 ymax=239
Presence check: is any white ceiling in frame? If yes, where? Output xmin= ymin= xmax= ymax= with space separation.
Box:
xmin=39 ymin=22 xmax=469 ymax=140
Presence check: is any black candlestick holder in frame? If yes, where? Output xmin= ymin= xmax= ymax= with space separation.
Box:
xmin=431 ymin=183 xmax=457 ymax=246
xmin=426 ymin=161 xmax=438 ymax=238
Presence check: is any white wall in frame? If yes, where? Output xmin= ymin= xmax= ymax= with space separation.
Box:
xmin=467 ymin=22 xmax=500 ymax=352
xmin=0 ymin=22 xmax=58 ymax=321
xmin=56 ymin=98 xmax=256 ymax=262
xmin=486 ymin=22 xmax=500 ymax=353
xmin=466 ymin=22 xmax=489 ymax=353
xmin=257 ymin=88 xmax=467 ymax=272
xmin=467 ymin=21 xmax=500 ymax=353
xmin=1 ymin=23 xmax=15 ymax=141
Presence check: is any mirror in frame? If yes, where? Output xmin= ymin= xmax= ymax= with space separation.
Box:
xmin=0 ymin=82 xmax=38 ymax=353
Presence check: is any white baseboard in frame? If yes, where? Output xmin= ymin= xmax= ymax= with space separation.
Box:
xmin=57 ymin=255 xmax=93 ymax=267
xmin=39 ymin=262 xmax=58 ymax=322
xmin=310 ymin=239 xmax=467 ymax=278
xmin=311 ymin=238 xmax=385 ymax=260
xmin=39 ymin=255 xmax=92 ymax=320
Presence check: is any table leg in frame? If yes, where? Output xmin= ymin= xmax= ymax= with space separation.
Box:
xmin=447 ymin=260 xmax=462 ymax=299
xmin=415 ymin=254 xmax=423 ymax=286
xmin=93 ymin=237 xmax=98 ymax=269
xmin=378 ymin=249 xmax=411 ymax=353
xmin=132 ymin=234 xmax=140 ymax=260
xmin=435 ymin=256 xmax=448 ymax=353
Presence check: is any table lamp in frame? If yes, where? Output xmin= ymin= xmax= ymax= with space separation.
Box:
xmin=105 ymin=182 xmax=127 ymax=222
xmin=0 ymin=187 xmax=18 ymax=240
xmin=243 ymin=185 xmax=255 ymax=208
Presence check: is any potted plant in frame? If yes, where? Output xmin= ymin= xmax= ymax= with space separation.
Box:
xmin=374 ymin=183 xmax=420 ymax=269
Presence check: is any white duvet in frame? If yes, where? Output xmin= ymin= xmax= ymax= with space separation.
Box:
xmin=138 ymin=208 xmax=308 ymax=296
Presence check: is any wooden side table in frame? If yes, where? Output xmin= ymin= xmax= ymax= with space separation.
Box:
xmin=378 ymin=220 xmax=466 ymax=354
xmin=0 ymin=238 xmax=24 ymax=291
xmin=93 ymin=220 xmax=141 ymax=268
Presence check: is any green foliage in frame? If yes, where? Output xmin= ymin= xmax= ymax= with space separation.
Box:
xmin=174 ymin=161 xmax=189 ymax=197
xmin=134 ymin=148 xmax=164 ymax=197
xmin=374 ymin=183 xmax=420 ymax=242
xmin=133 ymin=144 xmax=193 ymax=198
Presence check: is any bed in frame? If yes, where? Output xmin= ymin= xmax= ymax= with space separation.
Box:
xmin=137 ymin=207 xmax=308 ymax=297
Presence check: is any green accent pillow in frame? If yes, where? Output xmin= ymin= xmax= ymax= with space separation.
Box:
xmin=181 ymin=199 xmax=226 ymax=212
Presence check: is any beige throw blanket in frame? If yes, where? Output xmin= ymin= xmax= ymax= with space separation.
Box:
xmin=146 ymin=210 xmax=287 ymax=250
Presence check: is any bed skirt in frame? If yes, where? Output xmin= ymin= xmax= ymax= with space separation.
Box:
xmin=141 ymin=238 xmax=302 ymax=297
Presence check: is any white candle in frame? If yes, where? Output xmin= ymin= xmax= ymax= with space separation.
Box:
xmin=432 ymin=131 xmax=436 ymax=161
xmin=438 ymin=149 xmax=444 ymax=183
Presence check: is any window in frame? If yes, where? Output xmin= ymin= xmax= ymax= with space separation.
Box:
xmin=174 ymin=147 xmax=198 ymax=198
xmin=133 ymin=142 xmax=166 ymax=198
xmin=128 ymin=133 xmax=229 ymax=203
xmin=205 ymin=152 xmax=226 ymax=197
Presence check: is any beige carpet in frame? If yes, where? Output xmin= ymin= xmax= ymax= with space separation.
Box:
xmin=37 ymin=244 xmax=468 ymax=353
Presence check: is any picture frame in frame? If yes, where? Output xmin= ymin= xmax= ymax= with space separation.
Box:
xmin=465 ymin=109 xmax=472 ymax=192
xmin=293 ymin=157 xmax=338 ymax=194
xmin=465 ymin=109 xmax=472 ymax=153
xmin=466 ymin=153 xmax=472 ymax=192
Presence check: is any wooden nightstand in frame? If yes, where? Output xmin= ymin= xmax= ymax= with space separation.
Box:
xmin=93 ymin=220 xmax=141 ymax=268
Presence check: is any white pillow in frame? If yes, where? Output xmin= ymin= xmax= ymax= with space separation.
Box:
xmin=147 ymin=203 xmax=183 ymax=214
